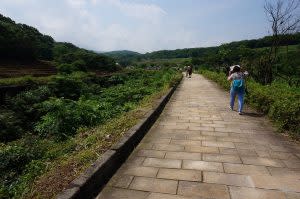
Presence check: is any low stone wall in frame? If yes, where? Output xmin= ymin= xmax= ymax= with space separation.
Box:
xmin=57 ymin=77 xmax=182 ymax=199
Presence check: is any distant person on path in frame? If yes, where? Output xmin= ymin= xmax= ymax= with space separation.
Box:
xmin=227 ymin=65 xmax=248 ymax=115
xmin=186 ymin=65 xmax=193 ymax=78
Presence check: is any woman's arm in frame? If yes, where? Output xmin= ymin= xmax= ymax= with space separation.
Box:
xmin=227 ymin=73 xmax=233 ymax=81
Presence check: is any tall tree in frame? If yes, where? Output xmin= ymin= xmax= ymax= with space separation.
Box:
xmin=263 ymin=0 xmax=300 ymax=84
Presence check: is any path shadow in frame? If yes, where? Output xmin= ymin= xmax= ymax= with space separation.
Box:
xmin=242 ymin=112 xmax=264 ymax=117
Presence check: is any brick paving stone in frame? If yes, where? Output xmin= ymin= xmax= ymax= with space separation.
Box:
xmin=283 ymin=160 xmax=300 ymax=169
xmin=153 ymin=133 xmax=187 ymax=140
xmin=285 ymin=192 xmax=300 ymax=199
xmin=237 ymin=149 xmax=258 ymax=157
xmin=165 ymin=151 xmax=202 ymax=160
xmin=157 ymin=168 xmax=202 ymax=181
xmin=121 ymin=166 xmax=159 ymax=177
xmin=136 ymin=150 xmax=166 ymax=158
xmin=255 ymin=150 xmax=271 ymax=158
xmin=142 ymin=138 xmax=171 ymax=144
xmin=189 ymin=126 xmax=214 ymax=131
xmin=175 ymin=130 xmax=201 ymax=136
xmin=241 ymin=156 xmax=285 ymax=167
xmin=177 ymin=181 xmax=230 ymax=199
xmin=164 ymin=125 xmax=188 ymax=130
xmin=201 ymin=123 xmax=226 ymax=128
xmin=219 ymin=148 xmax=238 ymax=155
xmin=269 ymin=151 xmax=299 ymax=160
xmin=152 ymin=144 xmax=185 ymax=152
xmin=203 ymin=154 xmax=241 ymax=163
xmin=234 ymin=143 xmax=255 ymax=150
xmin=136 ymin=143 xmax=154 ymax=150
xmin=97 ymin=187 xmax=150 ymax=199
xmin=201 ymin=131 xmax=229 ymax=137
xmin=170 ymin=140 xmax=202 ymax=146
xmin=229 ymin=186 xmax=286 ymax=199
xmin=217 ymin=136 xmax=248 ymax=143
xmin=270 ymin=145 xmax=291 ymax=152
xmin=182 ymin=160 xmax=223 ymax=172
xmin=146 ymin=193 xmax=200 ymax=199
xmin=185 ymin=122 xmax=201 ymax=127
xmin=185 ymin=145 xmax=219 ymax=153
xmin=224 ymin=163 xmax=270 ymax=175
xmin=202 ymin=141 xmax=235 ymax=148
xmin=214 ymin=127 xmax=241 ymax=133
xmin=129 ymin=176 xmax=178 ymax=194
xmin=126 ymin=156 xmax=146 ymax=166
xmin=108 ymin=175 xmax=134 ymax=188
xmin=267 ymin=167 xmax=300 ymax=178
xmin=143 ymin=158 xmax=182 ymax=169
xmin=251 ymin=175 xmax=300 ymax=192
xmin=186 ymin=135 xmax=216 ymax=141
xmin=228 ymin=132 xmax=249 ymax=138
xmin=203 ymin=171 xmax=255 ymax=187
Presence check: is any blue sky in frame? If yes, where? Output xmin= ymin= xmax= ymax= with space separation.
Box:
xmin=0 ymin=0 xmax=271 ymax=53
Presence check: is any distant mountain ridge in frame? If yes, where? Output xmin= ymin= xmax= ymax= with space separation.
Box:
xmin=100 ymin=33 xmax=300 ymax=61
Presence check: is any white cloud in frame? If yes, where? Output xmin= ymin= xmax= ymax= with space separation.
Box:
xmin=2 ymin=0 xmax=265 ymax=53
xmin=93 ymin=0 xmax=166 ymax=24
xmin=66 ymin=0 xmax=87 ymax=7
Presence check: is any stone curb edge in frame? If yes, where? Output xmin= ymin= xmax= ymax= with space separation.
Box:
xmin=57 ymin=76 xmax=182 ymax=199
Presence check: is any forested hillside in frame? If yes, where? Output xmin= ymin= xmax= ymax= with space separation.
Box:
xmin=0 ymin=14 xmax=54 ymax=60
xmin=0 ymin=14 xmax=117 ymax=73
xmin=114 ymin=33 xmax=300 ymax=86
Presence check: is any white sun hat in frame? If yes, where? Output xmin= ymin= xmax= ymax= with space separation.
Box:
xmin=229 ymin=65 xmax=240 ymax=72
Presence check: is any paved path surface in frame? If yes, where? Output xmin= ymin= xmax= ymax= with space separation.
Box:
xmin=97 ymin=74 xmax=300 ymax=199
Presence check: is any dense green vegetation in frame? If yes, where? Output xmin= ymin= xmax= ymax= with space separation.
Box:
xmin=200 ymin=70 xmax=300 ymax=137
xmin=0 ymin=69 xmax=181 ymax=198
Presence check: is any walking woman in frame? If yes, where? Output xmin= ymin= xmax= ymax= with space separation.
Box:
xmin=227 ymin=65 xmax=248 ymax=115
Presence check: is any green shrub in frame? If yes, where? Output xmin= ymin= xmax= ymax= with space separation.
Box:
xmin=0 ymin=137 xmax=49 ymax=198
xmin=0 ymin=110 xmax=23 ymax=142
xmin=57 ymin=60 xmax=87 ymax=74
xmin=48 ymin=74 xmax=87 ymax=100
xmin=0 ymin=138 xmax=47 ymax=185
xmin=269 ymin=98 xmax=300 ymax=136
xmin=35 ymin=98 xmax=115 ymax=139
xmin=8 ymin=85 xmax=52 ymax=130
xmin=73 ymin=60 xmax=87 ymax=72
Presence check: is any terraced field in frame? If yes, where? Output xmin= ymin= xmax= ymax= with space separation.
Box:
xmin=0 ymin=61 xmax=56 ymax=78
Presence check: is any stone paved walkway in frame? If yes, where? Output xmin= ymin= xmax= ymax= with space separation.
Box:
xmin=97 ymin=74 xmax=300 ymax=199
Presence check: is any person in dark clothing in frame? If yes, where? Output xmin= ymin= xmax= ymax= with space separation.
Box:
xmin=187 ymin=65 xmax=193 ymax=78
